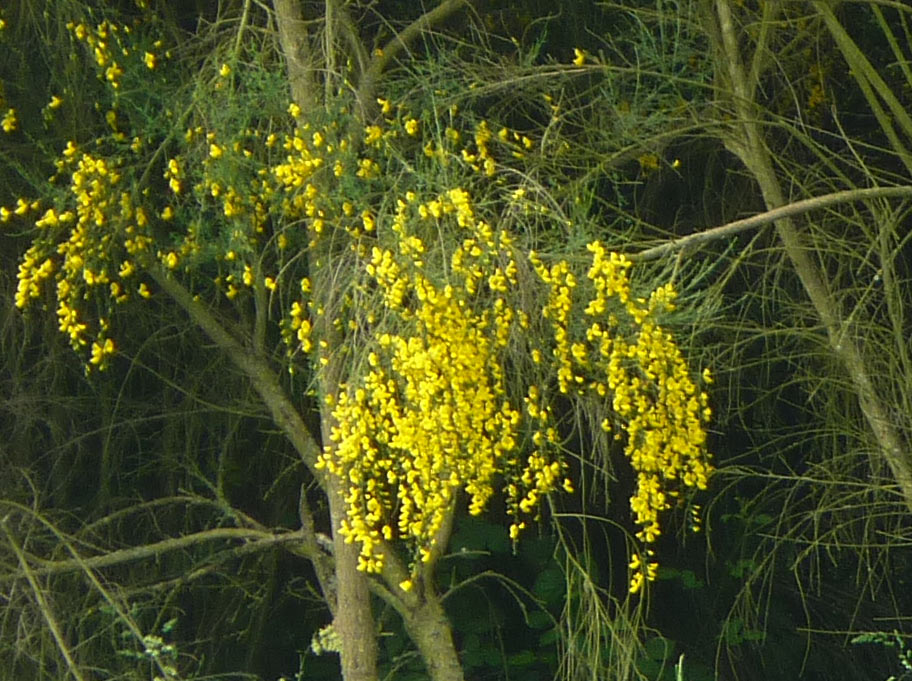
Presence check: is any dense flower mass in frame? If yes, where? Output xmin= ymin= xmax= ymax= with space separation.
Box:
xmin=531 ymin=242 xmax=712 ymax=591
xmin=315 ymin=188 xmax=573 ymax=574
xmin=5 ymin=7 xmax=712 ymax=592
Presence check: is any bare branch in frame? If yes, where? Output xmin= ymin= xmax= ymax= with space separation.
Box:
xmin=1 ymin=518 xmax=87 ymax=681
xmin=148 ymin=268 xmax=324 ymax=481
xmin=0 ymin=527 xmax=306 ymax=584
xmin=295 ymin=483 xmax=337 ymax=613
xmin=632 ymin=186 xmax=912 ymax=261
xmin=356 ymin=0 xmax=473 ymax=119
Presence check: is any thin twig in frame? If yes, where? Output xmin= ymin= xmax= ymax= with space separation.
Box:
xmin=1 ymin=518 xmax=87 ymax=681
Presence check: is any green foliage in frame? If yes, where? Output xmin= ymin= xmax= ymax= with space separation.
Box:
xmin=4 ymin=2 xmax=912 ymax=681
xmin=852 ymin=632 xmax=912 ymax=681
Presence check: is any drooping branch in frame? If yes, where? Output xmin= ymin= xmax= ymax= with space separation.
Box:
xmin=815 ymin=0 xmax=912 ymax=176
xmin=632 ymin=185 xmax=912 ymax=261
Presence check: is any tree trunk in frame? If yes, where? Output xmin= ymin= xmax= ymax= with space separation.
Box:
xmin=706 ymin=0 xmax=912 ymax=511
xmin=402 ymin=592 xmax=465 ymax=681
xmin=326 ymin=475 xmax=379 ymax=681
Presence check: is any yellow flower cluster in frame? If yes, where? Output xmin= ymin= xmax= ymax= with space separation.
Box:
xmin=1 ymin=108 xmax=16 ymax=133
xmin=532 ymin=241 xmax=712 ymax=592
xmin=10 ymin=149 xmax=152 ymax=365
xmin=8 ymin=8 xmax=711 ymax=589
xmin=317 ymin=186 xmax=569 ymax=574
xmin=67 ymin=20 xmax=124 ymax=89
xmin=66 ymin=19 xmax=167 ymax=92
xmin=320 ymin=285 xmax=518 ymax=572
xmin=15 ymin=244 xmax=56 ymax=310
xmin=164 ymin=157 xmax=183 ymax=195
xmin=265 ymin=103 xmax=708 ymax=586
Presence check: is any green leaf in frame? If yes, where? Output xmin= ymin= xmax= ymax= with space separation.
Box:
xmin=539 ymin=628 xmax=559 ymax=647
xmin=680 ymin=569 xmax=704 ymax=589
xmin=728 ymin=558 xmax=757 ymax=579
xmin=645 ymin=636 xmax=675 ymax=661
xmin=532 ymin=567 xmax=565 ymax=606
xmin=527 ymin=611 xmax=552 ymax=630
xmin=508 ymin=650 xmax=537 ymax=668
xmin=482 ymin=643 xmax=502 ymax=666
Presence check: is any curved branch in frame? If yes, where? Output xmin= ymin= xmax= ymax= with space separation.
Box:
xmin=356 ymin=0 xmax=473 ymax=119
xmin=632 ymin=185 xmax=912 ymax=261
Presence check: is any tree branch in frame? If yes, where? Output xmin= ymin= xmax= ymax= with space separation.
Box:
xmin=631 ymin=185 xmax=912 ymax=261
xmin=296 ymin=483 xmax=337 ymax=613
xmin=0 ymin=527 xmax=306 ymax=584
xmin=355 ymin=0 xmax=473 ymax=119
xmin=1 ymin=518 xmax=87 ymax=681
xmin=148 ymin=268 xmax=324 ymax=481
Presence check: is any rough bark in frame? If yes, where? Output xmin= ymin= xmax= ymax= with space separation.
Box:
xmin=272 ymin=0 xmax=318 ymax=114
xmin=402 ymin=593 xmax=465 ymax=681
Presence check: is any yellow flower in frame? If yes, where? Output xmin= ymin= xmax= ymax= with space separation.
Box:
xmin=405 ymin=119 xmax=419 ymax=136
xmin=638 ymin=153 xmax=660 ymax=172
xmin=35 ymin=208 xmax=60 ymax=228
xmin=364 ymin=125 xmax=382 ymax=145
xmin=572 ymin=48 xmax=586 ymax=66
xmin=219 ymin=63 xmax=231 ymax=77
xmin=105 ymin=62 xmax=124 ymax=84
xmin=90 ymin=338 xmax=116 ymax=365
xmin=209 ymin=143 xmax=223 ymax=159
xmin=144 ymin=52 xmax=156 ymax=69
xmin=287 ymin=101 xmax=301 ymax=118
xmin=48 ymin=95 xmax=63 ymax=109
xmin=2 ymin=108 xmax=17 ymax=133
